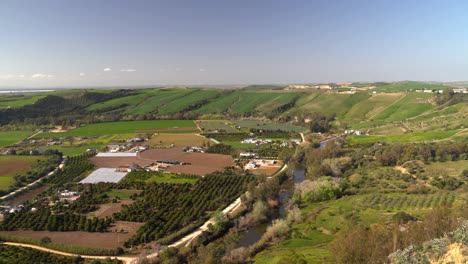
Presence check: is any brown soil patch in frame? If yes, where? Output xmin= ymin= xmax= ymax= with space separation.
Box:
xmin=88 ymin=199 xmax=134 ymax=218
xmin=90 ymin=147 xmax=234 ymax=176
xmin=6 ymin=185 xmax=49 ymax=207
xmin=0 ymin=160 xmax=30 ymax=176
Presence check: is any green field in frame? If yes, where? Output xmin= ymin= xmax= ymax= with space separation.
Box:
xmin=0 ymin=94 xmax=46 ymax=108
xmin=234 ymin=120 xmax=308 ymax=133
xmin=0 ymin=131 xmax=33 ymax=147
xmin=35 ymin=120 xmax=197 ymax=138
xmin=195 ymin=90 xmax=302 ymax=115
xmin=372 ymin=93 xmax=434 ymax=121
xmin=348 ymin=130 xmax=459 ymax=145
xmin=196 ymin=120 xmax=240 ymax=133
xmin=373 ymin=81 xmax=454 ymax=93
xmin=120 ymin=171 xmax=199 ymax=184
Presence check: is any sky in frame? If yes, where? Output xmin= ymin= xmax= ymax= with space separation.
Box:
xmin=1 ymin=0 xmax=468 ymax=88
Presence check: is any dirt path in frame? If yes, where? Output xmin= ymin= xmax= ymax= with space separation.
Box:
xmin=1 ymin=242 xmax=134 ymax=263
xmin=2 ymin=196 xmax=244 ymax=264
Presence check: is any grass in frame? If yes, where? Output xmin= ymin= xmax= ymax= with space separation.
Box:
xmin=234 ymin=120 xmax=308 ymax=133
xmin=126 ymin=89 xmax=193 ymax=115
xmin=424 ymin=160 xmax=467 ymax=177
xmin=157 ymin=90 xmax=220 ymax=115
xmin=0 ymin=131 xmax=33 ymax=147
xmin=86 ymin=93 xmax=150 ymax=112
xmin=347 ymin=130 xmax=459 ymax=145
xmin=345 ymin=93 xmax=404 ymax=120
xmin=34 ymin=120 xmax=197 ymax=138
xmin=373 ymin=81 xmax=454 ymax=93
xmin=0 ymin=155 xmax=46 ymax=190
xmin=197 ymin=90 xmax=302 ymax=115
xmin=196 ymin=120 xmax=239 ymax=133
xmin=145 ymin=173 xmax=199 ymax=184
xmin=372 ymin=93 xmax=434 ymax=121
xmin=0 ymin=94 xmax=46 ymax=108
xmin=149 ymin=133 xmax=211 ymax=148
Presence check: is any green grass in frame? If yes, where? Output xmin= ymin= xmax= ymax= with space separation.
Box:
xmin=373 ymin=81 xmax=454 ymax=93
xmin=0 ymin=94 xmax=46 ymax=108
xmin=144 ymin=173 xmax=199 ymax=184
xmin=0 ymin=130 xmax=33 ymax=147
xmin=347 ymin=130 xmax=459 ymax=145
xmin=86 ymin=93 xmax=149 ymax=112
xmin=424 ymin=160 xmax=468 ymax=177
xmin=345 ymin=93 xmax=404 ymax=120
xmin=126 ymin=89 xmax=193 ymax=115
xmin=34 ymin=120 xmax=196 ymax=138
xmin=230 ymin=91 xmax=300 ymax=114
xmin=196 ymin=120 xmax=239 ymax=133
xmin=373 ymin=93 xmax=434 ymax=121
xmin=157 ymin=90 xmax=221 ymax=115
xmin=292 ymin=92 xmax=370 ymax=118
xmin=195 ymin=91 xmax=240 ymax=113
xmin=234 ymin=120 xmax=308 ymax=133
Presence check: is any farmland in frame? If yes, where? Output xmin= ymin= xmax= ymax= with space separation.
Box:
xmin=347 ymin=130 xmax=459 ymax=145
xmin=35 ymin=120 xmax=198 ymax=138
xmin=0 ymin=130 xmax=33 ymax=147
xmin=372 ymin=81 xmax=455 ymax=93
xmin=149 ymin=133 xmax=211 ymax=148
xmin=0 ymin=155 xmax=47 ymax=190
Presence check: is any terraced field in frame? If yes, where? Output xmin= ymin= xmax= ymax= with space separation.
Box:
xmin=196 ymin=90 xmax=302 ymax=115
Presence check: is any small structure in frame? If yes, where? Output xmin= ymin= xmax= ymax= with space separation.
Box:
xmin=240 ymin=152 xmax=257 ymax=158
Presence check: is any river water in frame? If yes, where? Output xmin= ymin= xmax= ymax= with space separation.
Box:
xmin=236 ymin=168 xmax=305 ymax=247
xmin=236 ymin=137 xmax=337 ymax=247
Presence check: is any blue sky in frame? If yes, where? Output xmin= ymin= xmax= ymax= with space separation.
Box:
xmin=1 ymin=0 xmax=468 ymax=87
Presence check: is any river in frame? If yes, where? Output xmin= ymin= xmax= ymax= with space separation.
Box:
xmin=236 ymin=168 xmax=305 ymax=247
xmin=236 ymin=137 xmax=339 ymax=247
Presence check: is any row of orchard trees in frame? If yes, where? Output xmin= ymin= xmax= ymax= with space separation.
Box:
xmin=0 ymin=207 xmax=112 ymax=232
xmin=114 ymin=174 xmax=255 ymax=246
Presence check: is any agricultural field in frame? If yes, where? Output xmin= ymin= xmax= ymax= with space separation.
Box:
xmin=90 ymin=147 xmax=234 ymax=176
xmin=372 ymin=93 xmax=434 ymax=121
xmin=149 ymin=133 xmax=211 ymax=148
xmin=424 ymin=160 xmax=468 ymax=177
xmin=347 ymin=129 xmax=460 ymax=145
xmin=35 ymin=120 xmax=198 ymax=138
xmin=0 ymin=130 xmax=33 ymax=147
xmin=234 ymin=120 xmax=308 ymax=133
xmin=196 ymin=120 xmax=239 ymax=133
xmin=120 ymin=171 xmax=199 ymax=184
xmin=195 ymin=90 xmax=302 ymax=115
xmin=0 ymin=155 xmax=47 ymax=190
xmin=372 ymin=81 xmax=455 ymax=93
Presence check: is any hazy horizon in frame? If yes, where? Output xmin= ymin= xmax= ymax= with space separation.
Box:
xmin=2 ymin=0 xmax=468 ymax=88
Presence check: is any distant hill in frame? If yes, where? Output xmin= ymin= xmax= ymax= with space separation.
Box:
xmin=372 ymin=81 xmax=455 ymax=92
